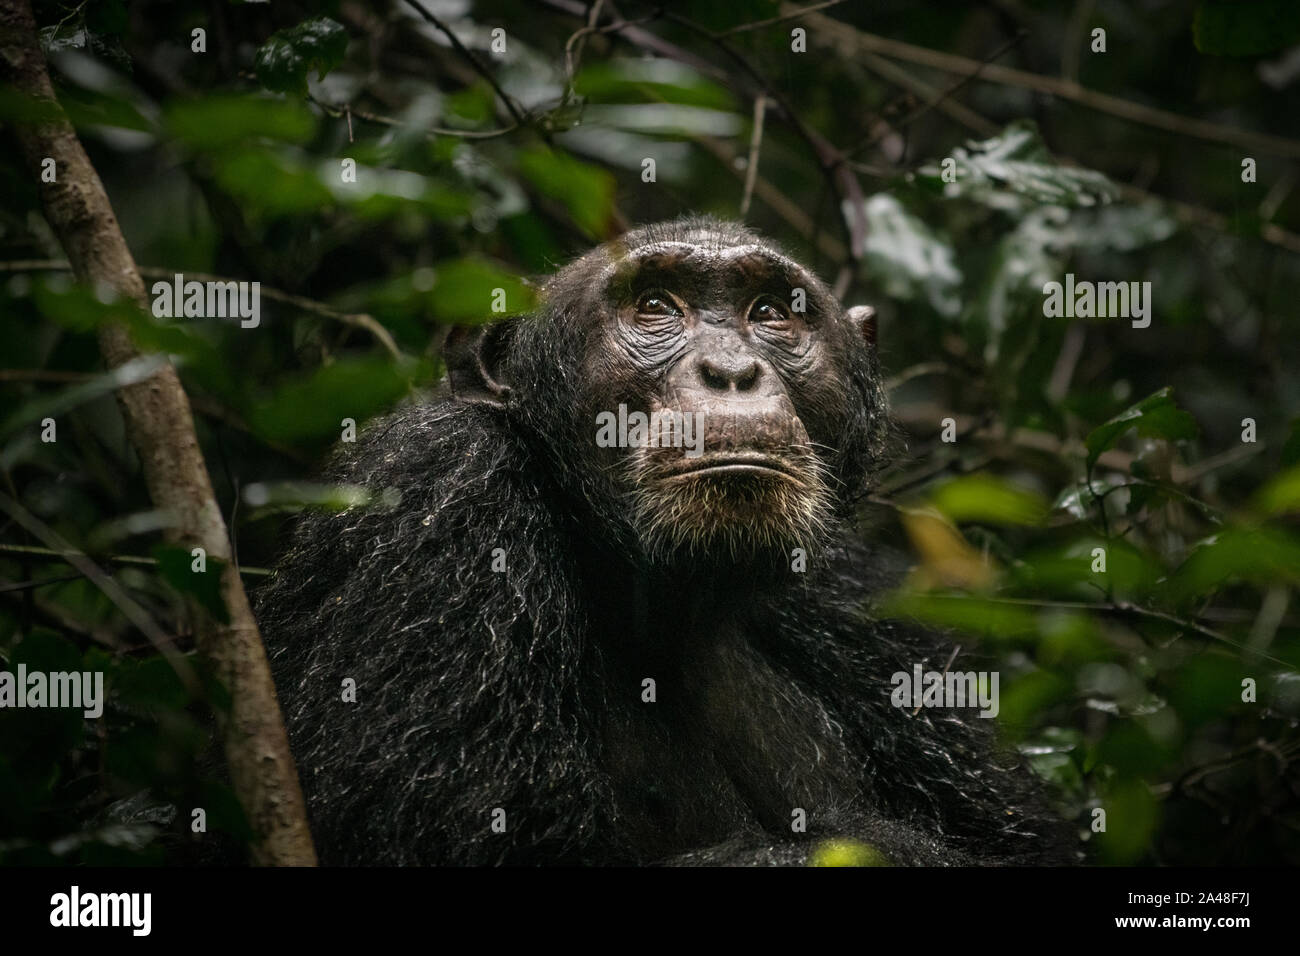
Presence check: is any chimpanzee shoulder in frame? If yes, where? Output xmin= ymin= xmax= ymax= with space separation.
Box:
xmin=259 ymin=398 xmax=605 ymax=864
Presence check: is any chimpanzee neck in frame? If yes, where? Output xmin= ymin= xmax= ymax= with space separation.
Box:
xmin=582 ymin=532 xmax=788 ymax=600
xmin=571 ymin=533 xmax=794 ymax=663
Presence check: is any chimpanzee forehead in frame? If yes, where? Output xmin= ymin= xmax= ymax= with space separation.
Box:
xmin=597 ymin=241 xmax=826 ymax=298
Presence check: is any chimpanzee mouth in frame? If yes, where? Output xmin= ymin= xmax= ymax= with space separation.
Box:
xmin=625 ymin=445 xmax=834 ymax=561
xmin=660 ymin=452 xmax=798 ymax=479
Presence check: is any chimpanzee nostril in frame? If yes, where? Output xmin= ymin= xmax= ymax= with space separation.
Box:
xmin=697 ymin=355 xmax=761 ymax=392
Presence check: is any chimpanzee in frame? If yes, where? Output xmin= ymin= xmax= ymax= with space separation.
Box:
xmin=256 ymin=217 xmax=1070 ymax=865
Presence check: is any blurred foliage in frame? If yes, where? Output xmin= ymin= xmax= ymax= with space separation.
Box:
xmin=810 ymin=838 xmax=891 ymax=867
xmin=1 ymin=0 xmax=1299 ymax=866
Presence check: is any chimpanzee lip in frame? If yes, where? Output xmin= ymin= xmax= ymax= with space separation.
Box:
xmin=661 ymin=452 xmax=797 ymax=479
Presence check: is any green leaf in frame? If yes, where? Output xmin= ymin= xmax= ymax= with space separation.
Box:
xmin=247 ymin=357 xmax=433 ymax=443
xmin=1194 ymin=0 xmax=1300 ymax=56
xmin=428 ymin=258 xmax=536 ymax=323
xmin=1070 ymin=201 xmax=1179 ymax=253
xmin=1036 ymin=613 xmax=1108 ymax=668
xmin=254 ymin=17 xmax=349 ymax=96
xmin=1098 ymin=723 xmax=1176 ymax=777
xmin=516 ymin=149 xmax=615 ymax=237
xmin=31 ymin=276 xmax=141 ymax=333
xmin=1022 ymin=727 xmax=1085 ymax=793
xmin=809 ymin=839 xmax=890 ymax=867
xmin=331 ymin=171 xmax=476 ymax=222
xmin=212 ymin=150 xmax=334 ymax=219
xmin=915 ymin=120 xmax=1121 ymax=209
xmin=574 ymin=59 xmax=736 ymax=111
xmin=1169 ymin=527 xmax=1300 ymax=602
xmin=1084 ymin=387 xmax=1198 ymax=470
xmin=964 ymin=205 xmax=1066 ymax=362
xmin=1254 ymin=466 xmax=1300 ymax=515
xmin=111 ymin=653 xmax=192 ymax=715
xmin=687 ymin=0 xmax=777 ymax=33
xmin=997 ymin=670 xmax=1071 ymax=734
xmin=861 ymin=194 xmax=963 ymax=318
xmin=1052 ymin=480 xmax=1113 ymax=520
xmin=153 ymin=546 xmax=229 ymax=624
xmin=165 ymin=96 xmax=316 ymax=150
xmin=879 ymin=592 xmax=1039 ymax=641
xmin=1165 ymin=655 xmax=1249 ymax=728
xmin=1012 ymin=539 xmax=1162 ymax=602
xmin=1282 ymin=418 xmax=1300 ymax=468
xmin=1095 ymin=776 xmax=1159 ymax=864
xmin=580 ymin=103 xmax=742 ymax=137
xmin=26 ymin=279 xmax=232 ymax=406
xmin=444 ymin=84 xmax=495 ymax=127
xmin=241 ymin=481 xmax=402 ymax=518
xmin=61 ymin=88 xmax=154 ymax=134
xmin=929 ymin=474 xmax=1047 ymax=526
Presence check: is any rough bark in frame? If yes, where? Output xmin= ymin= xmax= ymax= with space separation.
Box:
xmin=0 ymin=0 xmax=316 ymax=866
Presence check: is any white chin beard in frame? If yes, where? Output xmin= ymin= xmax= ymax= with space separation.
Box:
xmin=627 ymin=465 xmax=832 ymax=563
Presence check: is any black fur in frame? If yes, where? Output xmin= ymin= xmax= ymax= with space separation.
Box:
xmin=257 ymin=218 xmax=1070 ymax=865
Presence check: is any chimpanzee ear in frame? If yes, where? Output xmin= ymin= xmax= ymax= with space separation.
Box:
xmin=847 ymin=304 xmax=877 ymax=350
xmin=444 ymin=321 xmax=514 ymax=407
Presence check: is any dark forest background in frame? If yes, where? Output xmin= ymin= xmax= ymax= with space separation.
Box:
xmin=2 ymin=0 xmax=1300 ymax=865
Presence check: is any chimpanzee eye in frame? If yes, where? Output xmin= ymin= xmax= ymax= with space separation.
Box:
xmin=750 ymin=298 xmax=789 ymax=323
xmin=635 ymin=290 xmax=682 ymax=317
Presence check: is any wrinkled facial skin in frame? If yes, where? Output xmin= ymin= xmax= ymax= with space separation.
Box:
xmin=567 ymin=233 xmax=878 ymax=562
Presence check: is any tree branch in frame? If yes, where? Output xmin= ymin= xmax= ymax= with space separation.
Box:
xmin=0 ymin=0 xmax=316 ymax=866
xmin=799 ymin=6 xmax=1300 ymax=161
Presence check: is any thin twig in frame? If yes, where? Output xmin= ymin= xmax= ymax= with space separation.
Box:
xmin=309 ymin=93 xmax=521 ymax=140
xmin=0 ymin=572 xmax=82 ymax=593
xmin=0 ymin=541 xmax=270 ymax=577
xmin=848 ymin=29 xmax=1027 ymax=160
xmin=916 ymin=593 xmax=1295 ymax=668
xmin=885 ymin=361 xmax=952 ymax=393
xmin=0 ymin=259 xmax=403 ymax=359
xmin=858 ymin=51 xmax=998 ymax=136
xmin=694 ymin=136 xmax=848 ymax=263
xmin=912 ymin=643 xmax=962 ymax=716
xmin=563 ymin=0 xmax=606 ymax=83
xmin=403 ymin=0 xmax=529 ymax=128
xmin=0 ymin=492 xmax=198 ymax=686
xmin=715 ymin=0 xmax=847 ymax=36
xmin=1061 ymin=0 xmax=1096 ymax=84
xmin=800 ymin=8 xmax=1300 ymax=161
xmin=660 ymin=9 xmax=869 ymax=259
xmin=0 ymin=584 xmax=122 ymax=648
xmin=739 ymin=95 xmax=766 ymax=217
xmin=541 ymin=0 xmax=868 ymax=259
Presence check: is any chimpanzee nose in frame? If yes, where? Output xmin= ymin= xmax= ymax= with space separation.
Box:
xmin=697 ymin=353 xmax=761 ymax=392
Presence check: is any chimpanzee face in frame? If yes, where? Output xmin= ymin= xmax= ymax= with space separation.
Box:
xmin=446 ymin=221 xmax=882 ymax=565
xmin=577 ymin=233 xmax=878 ymax=561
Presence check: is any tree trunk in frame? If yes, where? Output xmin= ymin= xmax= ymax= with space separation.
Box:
xmin=0 ymin=0 xmax=316 ymax=866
